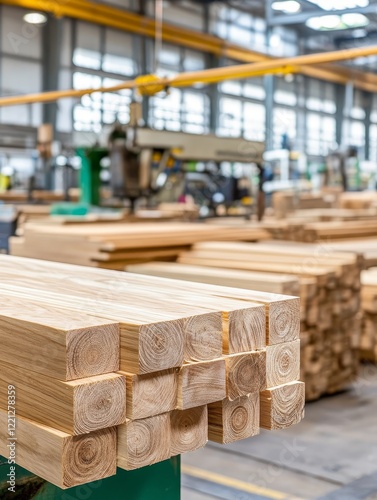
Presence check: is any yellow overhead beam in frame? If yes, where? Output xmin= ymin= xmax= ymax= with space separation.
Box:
xmin=2 ymin=0 xmax=377 ymax=93
xmin=0 ymin=46 xmax=377 ymax=107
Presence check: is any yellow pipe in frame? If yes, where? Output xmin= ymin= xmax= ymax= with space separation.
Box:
xmin=170 ymin=45 xmax=377 ymax=88
xmin=2 ymin=0 xmax=377 ymax=93
xmin=1 ymin=45 xmax=377 ymax=106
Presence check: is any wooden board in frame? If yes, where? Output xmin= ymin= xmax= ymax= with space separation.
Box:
xmin=260 ymin=381 xmax=305 ymax=430
xmin=127 ymin=262 xmax=301 ymax=296
xmin=0 ymin=410 xmax=116 ymax=489
xmin=225 ymin=350 xmax=266 ymax=400
xmin=208 ymin=393 xmax=260 ymax=444
xmin=0 ymin=295 xmax=119 ymax=381
xmin=117 ymin=413 xmax=171 ymax=471
xmin=123 ymin=369 xmax=178 ymax=420
xmin=266 ymin=339 xmax=300 ymax=388
xmin=0 ymin=364 xmax=127 ymax=435
xmin=0 ymin=256 xmax=268 ymax=373
xmin=170 ymin=406 xmax=208 ymax=456
xmin=177 ymin=359 xmax=226 ymax=410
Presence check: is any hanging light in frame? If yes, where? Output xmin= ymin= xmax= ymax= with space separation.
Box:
xmin=271 ymin=1 xmax=301 ymax=13
xmin=306 ymin=13 xmax=369 ymax=30
xmin=23 ymin=12 xmax=48 ymax=25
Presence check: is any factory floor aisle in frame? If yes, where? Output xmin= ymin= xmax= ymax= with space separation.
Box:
xmin=182 ymin=364 xmax=377 ymax=500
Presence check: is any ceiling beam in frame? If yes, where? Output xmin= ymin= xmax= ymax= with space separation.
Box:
xmin=1 ymin=0 xmax=377 ymax=94
xmin=268 ymin=5 xmax=377 ymax=26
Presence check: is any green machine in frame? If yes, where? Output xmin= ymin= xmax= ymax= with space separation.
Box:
xmin=0 ymin=456 xmax=180 ymax=499
xmin=50 ymin=147 xmax=111 ymax=216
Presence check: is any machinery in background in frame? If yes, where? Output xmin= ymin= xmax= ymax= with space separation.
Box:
xmin=325 ymin=146 xmax=360 ymax=191
xmin=262 ymin=149 xmax=308 ymax=193
xmin=107 ymin=126 xmax=265 ymax=218
xmin=0 ymin=115 xmax=266 ymax=219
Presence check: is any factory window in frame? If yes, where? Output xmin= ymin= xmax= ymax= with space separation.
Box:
xmin=244 ymin=102 xmax=266 ymax=142
xmin=350 ymin=121 xmax=366 ymax=148
xmin=306 ymin=80 xmax=336 ymax=114
xmin=103 ymin=30 xmax=136 ymax=76
xmin=218 ymin=97 xmax=243 ymax=137
xmin=220 ymin=77 xmax=265 ymax=101
xmin=146 ymin=0 xmax=205 ymax=32
xmin=243 ymin=82 xmax=266 ymax=100
xmin=306 ymin=113 xmax=336 ymax=157
xmin=149 ymin=89 xmax=182 ymax=132
xmin=0 ymin=6 xmax=43 ymax=127
xmin=73 ymin=22 xmax=102 ymax=70
xmin=73 ymin=72 xmax=132 ymax=132
xmin=369 ymin=124 xmax=377 ymax=163
xmin=273 ymin=107 xmax=297 ymax=150
xmin=1 ymin=6 xmax=42 ymax=59
xmin=210 ymin=4 xmax=266 ymax=51
xmin=351 ymin=90 xmax=367 ymax=121
xmin=218 ymin=98 xmax=265 ymax=141
xmin=269 ymin=27 xmax=298 ymax=57
xmin=274 ymin=90 xmax=297 ymax=107
xmin=183 ymin=50 xmax=206 ymax=72
xmin=0 ymin=58 xmax=42 ymax=127
xmin=182 ymin=92 xmax=210 ymax=134
xmin=149 ymin=89 xmax=210 ymax=134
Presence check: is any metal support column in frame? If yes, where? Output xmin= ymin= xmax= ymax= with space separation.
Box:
xmin=264 ymin=73 xmax=275 ymax=151
xmin=363 ymin=91 xmax=372 ymax=161
xmin=208 ymin=55 xmax=220 ymax=134
xmin=203 ymin=3 xmax=219 ymax=134
xmin=342 ymin=82 xmax=354 ymax=147
xmin=42 ymin=15 xmax=63 ymax=130
xmin=138 ymin=0 xmax=149 ymax=126
xmin=335 ymin=84 xmax=346 ymax=147
xmin=265 ymin=0 xmax=275 ymax=152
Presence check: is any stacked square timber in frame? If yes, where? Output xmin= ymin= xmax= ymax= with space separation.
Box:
xmin=360 ymin=269 xmax=377 ymax=362
xmin=262 ymin=219 xmax=377 ymax=243
xmin=9 ymin=221 xmax=269 ymax=269
xmin=339 ymin=191 xmax=377 ymax=210
xmin=0 ymin=298 xmax=125 ymax=488
xmin=0 ymin=255 xmax=303 ymax=488
xmin=172 ymin=240 xmax=362 ymax=400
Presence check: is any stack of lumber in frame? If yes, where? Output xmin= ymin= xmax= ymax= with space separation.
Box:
xmin=360 ymin=269 xmax=377 ymax=362
xmin=263 ymin=219 xmax=377 ymax=243
xmin=272 ymin=192 xmax=334 ymax=219
xmin=339 ymin=191 xmax=377 ymax=210
xmin=173 ymin=241 xmax=362 ymax=400
xmin=127 ymin=262 xmax=301 ymax=296
xmin=9 ymin=221 xmax=269 ymax=269
xmin=0 ymin=190 xmax=70 ymax=203
xmin=314 ymin=238 xmax=377 ymax=269
xmin=277 ymin=208 xmax=377 ymax=223
xmin=0 ymin=254 xmax=304 ymax=489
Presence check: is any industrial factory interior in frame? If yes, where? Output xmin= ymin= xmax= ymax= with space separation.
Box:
xmin=1 ymin=1 xmax=377 ymax=499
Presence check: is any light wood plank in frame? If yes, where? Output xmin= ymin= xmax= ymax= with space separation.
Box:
xmin=0 ymin=410 xmax=116 ymax=489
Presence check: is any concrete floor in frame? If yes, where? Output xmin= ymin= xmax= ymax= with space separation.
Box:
xmin=182 ymin=364 xmax=377 ymax=500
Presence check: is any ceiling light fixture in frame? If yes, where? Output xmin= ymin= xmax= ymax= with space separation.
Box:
xmin=271 ymin=1 xmax=301 ymax=13
xmin=306 ymin=13 xmax=369 ymax=30
xmin=23 ymin=12 xmax=48 ymax=25
xmin=306 ymin=0 xmax=369 ymax=11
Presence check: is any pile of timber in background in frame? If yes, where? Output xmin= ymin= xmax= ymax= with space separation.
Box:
xmin=360 ymin=268 xmax=377 ymax=362
xmin=271 ymin=191 xmax=335 ymax=219
xmin=9 ymin=221 xmax=269 ymax=269
xmin=262 ymin=219 xmax=377 ymax=243
xmin=270 ymin=190 xmax=377 ymax=219
xmin=164 ymin=240 xmax=362 ymax=401
xmin=0 ymin=254 xmax=303 ymax=489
